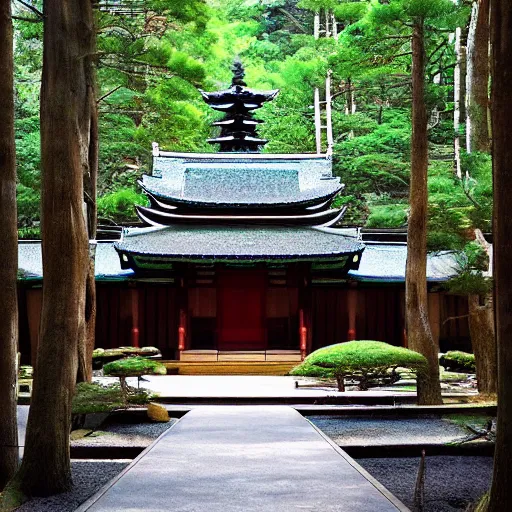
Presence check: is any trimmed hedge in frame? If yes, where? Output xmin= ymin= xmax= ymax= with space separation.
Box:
xmin=290 ymin=340 xmax=428 ymax=391
xmin=103 ymin=356 xmax=166 ymax=377
xmin=439 ymin=351 xmax=476 ymax=373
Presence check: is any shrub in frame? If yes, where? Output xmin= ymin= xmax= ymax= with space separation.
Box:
xmin=290 ymin=340 xmax=427 ymax=391
xmin=92 ymin=346 xmax=161 ymax=369
xmin=103 ymin=356 xmax=166 ymax=377
xmin=72 ymin=382 xmax=156 ymax=415
xmin=104 ymin=356 xmax=166 ymax=402
xmin=439 ymin=351 xmax=476 ymax=373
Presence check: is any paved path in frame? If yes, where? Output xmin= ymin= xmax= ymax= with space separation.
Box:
xmin=77 ymin=406 xmax=408 ymax=512
xmin=96 ymin=375 xmax=418 ymax=400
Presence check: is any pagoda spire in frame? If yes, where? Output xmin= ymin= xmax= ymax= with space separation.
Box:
xmin=199 ymin=59 xmax=279 ymax=152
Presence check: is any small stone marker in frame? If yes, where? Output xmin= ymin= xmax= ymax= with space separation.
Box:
xmin=147 ymin=402 xmax=169 ymax=422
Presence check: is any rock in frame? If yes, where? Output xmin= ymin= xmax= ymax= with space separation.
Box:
xmin=70 ymin=429 xmax=93 ymax=441
xmin=147 ymin=402 xmax=170 ymax=423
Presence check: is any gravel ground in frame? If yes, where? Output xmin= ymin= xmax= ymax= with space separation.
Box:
xmin=71 ymin=418 xmax=177 ymax=447
xmin=16 ymin=461 xmax=129 ymax=512
xmin=358 ymin=456 xmax=493 ymax=511
xmin=309 ymin=416 xmax=468 ymax=445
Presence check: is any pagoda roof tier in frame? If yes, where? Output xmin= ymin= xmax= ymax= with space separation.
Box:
xmin=135 ymin=204 xmax=346 ymax=227
xmin=139 ymin=178 xmax=342 ymax=210
xmin=114 ymin=225 xmax=365 ymax=271
xmin=199 ymin=87 xmax=279 ymax=107
xmin=143 ymin=154 xmax=340 ymax=209
xmin=212 ymin=118 xmax=262 ymax=126
xmin=207 ymin=135 xmax=267 ymax=145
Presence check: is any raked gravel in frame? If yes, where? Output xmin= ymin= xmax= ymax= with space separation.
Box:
xmin=16 ymin=461 xmax=129 ymax=512
xmin=309 ymin=415 xmax=468 ymax=445
xmin=359 ymin=456 xmax=493 ymax=511
xmin=71 ymin=418 xmax=177 ymax=447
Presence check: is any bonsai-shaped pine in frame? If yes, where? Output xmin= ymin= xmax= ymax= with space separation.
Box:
xmin=290 ymin=340 xmax=428 ymax=391
xmin=439 ymin=351 xmax=476 ymax=373
xmin=103 ymin=356 xmax=166 ymax=403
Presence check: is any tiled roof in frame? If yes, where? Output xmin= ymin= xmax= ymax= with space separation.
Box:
xmin=348 ymin=243 xmax=460 ymax=283
xmin=17 ymin=240 xmax=461 ymax=284
xmin=115 ymin=225 xmax=365 ymax=262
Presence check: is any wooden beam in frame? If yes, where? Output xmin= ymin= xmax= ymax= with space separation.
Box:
xmin=314 ymin=87 xmax=322 ymax=153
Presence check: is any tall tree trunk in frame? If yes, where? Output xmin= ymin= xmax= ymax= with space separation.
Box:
xmin=467 ymin=0 xmax=491 ymax=153
xmin=488 ymin=0 xmax=512 ymax=509
xmin=0 ymin=0 xmax=19 ymax=490
xmin=8 ymin=0 xmax=94 ymax=497
xmin=406 ymin=19 xmax=443 ymax=406
xmin=468 ymin=294 xmax=496 ymax=395
xmin=77 ymin=42 xmax=98 ymax=384
xmin=468 ymin=229 xmax=496 ymax=396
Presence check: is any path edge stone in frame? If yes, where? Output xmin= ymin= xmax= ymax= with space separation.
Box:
xmin=306 ymin=418 xmax=412 ymax=512
xmin=74 ymin=414 xmax=185 ymax=512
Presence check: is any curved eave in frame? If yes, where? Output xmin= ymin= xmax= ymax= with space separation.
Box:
xmin=213 ymin=119 xmax=262 ymax=126
xmin=199 ymin=88 xmax=279 ymax=104
xmin=207 ymin=136 xmax=267 ymax=144
xmin=135 ymin=205 xmax=344 ymax=227
xmin=138 ymin=181 xmax=343 ymax=211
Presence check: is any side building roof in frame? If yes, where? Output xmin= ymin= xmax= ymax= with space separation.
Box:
xmin=18 ymin=240 xmax=460 ymax=284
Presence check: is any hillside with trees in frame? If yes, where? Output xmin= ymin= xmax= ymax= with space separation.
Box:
xmin=11 ymin=0 xmax=490 ymax=245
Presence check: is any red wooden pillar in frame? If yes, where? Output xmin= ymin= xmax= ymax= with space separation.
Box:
xmin=347 ymin=283 xmax=358 ymax=341
xmin=130 ymin=285 xmax=140 ymax=348
xmin=298 ymin=264 xmax=312 ymax=360
xmin=177 ymin=276 xmax=187 ymax=358
xmin=299 ymin=308 xmax=307 ymax=360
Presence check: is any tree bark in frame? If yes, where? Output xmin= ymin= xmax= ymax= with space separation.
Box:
xmin=468 ymin=294 xmax=496 ymax=395
xmin=10 ymin=0 xmax=94 ymax=497
xmin=0 ymin=0 xmax=19 ymax=490
xmin=406 ymin=19 xmax=443 ymax=405
xmin=77 ymin=38 xmax=98 ymax=384
xmin=467 ymin=0 xmax=491 ymax=153
xmin=488 ymin=0 xmax=512 ymax=509
xmin=468 ymin=230 xmax=496 ymax=396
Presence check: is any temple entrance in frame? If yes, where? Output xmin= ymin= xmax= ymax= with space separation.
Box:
xmin=217 ymin=271 xmax=266 ymax=351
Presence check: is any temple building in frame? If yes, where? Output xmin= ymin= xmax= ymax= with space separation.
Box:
xmin=16 ymin=63 xmax=472 ymax=371
xmin=114 ymin=62 xmax=364 ymax=362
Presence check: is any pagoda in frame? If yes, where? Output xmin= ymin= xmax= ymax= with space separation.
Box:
xmin=115 ymin=63 xmax=365 ymax=361
xmin=200 ymin=59 xmax=278 ymax=152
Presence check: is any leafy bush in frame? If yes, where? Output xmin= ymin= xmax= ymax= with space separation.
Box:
xmin=290 ymin=340 xmax=427 ymax=391
xmin=103 ymin=356 xmax=166 ymax=377
xmin=439 ymin=351 xmax=476 ymax=373
xmin=97 ymin=188 xmax=147 ymax=224
xmin=366 ymin=203 xmax=408 ymax=228
xmin=72 ymin=382 xmax=155 ymax=415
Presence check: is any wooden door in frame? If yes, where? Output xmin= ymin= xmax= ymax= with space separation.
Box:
xmin=217 ymin=271 xmax=266 ymax=351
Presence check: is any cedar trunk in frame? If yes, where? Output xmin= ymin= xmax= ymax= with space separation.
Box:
xmin=488 ymin=0 xmax=512 ymax=509
xmin=468 ymin=294 xmax=496 ymax=395
xmin=0 ymin=0 xmax=19 ymax=489
xmin=77 ymin=39 xmax=98 ymax=384
xmin=468 ymin=0 xmax=491 ymax=153
xmin=406 ymin=19 xmax=442 ymax=406
xmin=12 ymin=0 xmax=95 ymax=496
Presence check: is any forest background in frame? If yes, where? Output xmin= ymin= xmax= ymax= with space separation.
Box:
xmin=13 ymin=0 xmax=491 ymax=254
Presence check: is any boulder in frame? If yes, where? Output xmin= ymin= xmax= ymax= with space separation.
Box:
xmin=147 ymin=402 xmax=169 ymax=423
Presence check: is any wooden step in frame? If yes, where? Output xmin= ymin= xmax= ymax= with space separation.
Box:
xmin=163 ymin=361 xmax=299 ymax=376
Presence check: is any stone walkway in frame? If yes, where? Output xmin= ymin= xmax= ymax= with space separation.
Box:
xmin=77 ymin=406 xmax=408 ymax=512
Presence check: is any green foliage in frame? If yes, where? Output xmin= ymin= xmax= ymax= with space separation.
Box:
xmin=366 ymin=203 xmax=408 ymax=228
xmin=97 ymin=188 xmax=148 ymax=224
xmin=439 ymin=351 xmax=476 ymax=373
xmin=11 ymin=0 xmax=475 ymax=245
xmin=72 ymin=382 xmax=156 ymax=414
xmin=290 ymin=340 xmax=427 ymax=390
xmin=103 ymin=356 xmax=167 ymax=377
xmin=445 ymin=241 xmax=492 ymax=296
